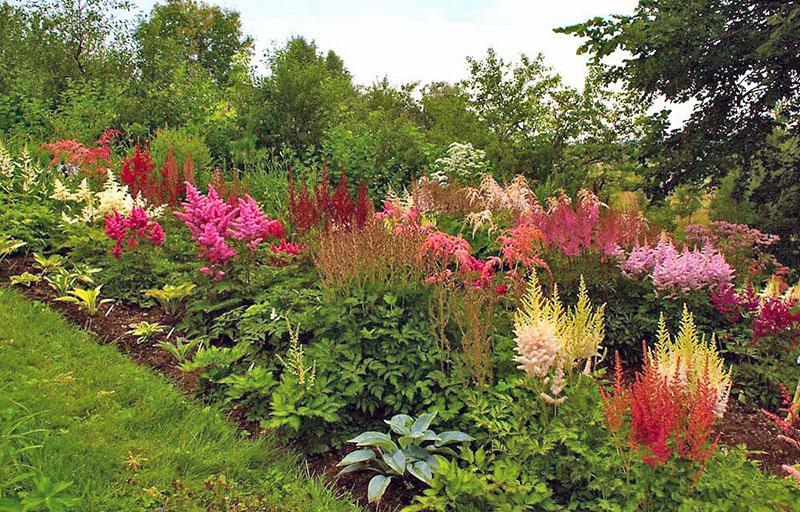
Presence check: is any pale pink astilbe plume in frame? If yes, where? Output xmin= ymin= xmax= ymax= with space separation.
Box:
xmin=622 ymin=235 xmax=734 ymax=293
xmin=514 ymin=318 xmax=560 ymax=378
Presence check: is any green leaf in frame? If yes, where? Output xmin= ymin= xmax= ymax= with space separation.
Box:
xmin=385 ymin=414 xmax=413 ymax=436
xmin=408 ymin=461 xmax=433 ymax=484
xmin=435 ymin=431 xmax=475 ymax=446
xmin=367 ymin=475 xmax=391 ymax=503
xmin=382 ymin=449 xmax=406 ymax=475
xmin=410 ymin=412 xmax=437 ymax=434
xmin=337 ymin=449 xmax=375 ymax=466
xmin=336 ymin=462 xmax=368 ymax=476
xmin=348 ymin=431 xmax=397 ymax=451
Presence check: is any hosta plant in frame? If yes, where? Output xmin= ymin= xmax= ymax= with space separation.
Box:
xmin=54 ymin=286 xmax=113 ymax=315
xmin=337 ymin=412 xmax=474 ymax=503
xmin=143 ymin=283 xmax=197 ymax=316
xmin=157 ymin=337 xmax=201 ymax=363
xmin=0 ymin=236 xmax=25 ymax=261
xmin=127 ymin=321 xmax=165 ymax=344
xmin=32 ymin=252 xmax=63 ymax=275
xmin=9 ymin=272 xmax=40 ymax=287
xmin=45 ymin=268 xmax=79 ymax=295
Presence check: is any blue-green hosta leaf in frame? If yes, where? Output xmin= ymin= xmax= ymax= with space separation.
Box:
xmin=402 ymin=444 xmax=430 ymax=461
xmin=408 ymin=461 xmax=434 ymax=484
xmin=382 ymin=449 xmax=406 ymax=475
xmin=367 ymin=475 xmax=392 ymax=503
xmin=410 ymin=412 xmax=437 ymax=434
xmin=337 ymin=449 xmax=375 ymax=466
xmin=348 ymin=431 xmax=397 ymax=451
xmin=336 ymin=462 xmax=369 ymax=476
xmin=385 ymin=414 xmax=413 ymax=436
xmin=435 ymin=431 xmax=475 ymax=446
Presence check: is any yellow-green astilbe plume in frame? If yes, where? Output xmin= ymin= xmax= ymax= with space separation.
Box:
xmin=652 ymin=305 xmax=732 ymax=417
xmin=513 ymin=273 xmax=606 ymax=404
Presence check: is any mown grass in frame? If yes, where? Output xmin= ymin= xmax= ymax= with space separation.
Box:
xmin=0 ymin=287 xmax=359 ymax=511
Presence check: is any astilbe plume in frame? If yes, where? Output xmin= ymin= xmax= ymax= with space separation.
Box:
xmin=761 ymin=385 xmax=800 ymax=451
xmin=104 ymin=207 xmax=165 ymax=259
xmin=652 ymin=306 xmax=732 ymax=417
xmin=160 ymin=147 xmax=196 ymax=206
xmin=287 ymin=165 xmax=372 ymax=233
xmin=621 ymin=234 xmax=734 ymax=293
xmin=513 ymin=273 xmax=605 ymax=403
xmin=176 ymin=183 xmax=295 ymax=278
xmin=120 ymin=145 xmax=160 ymax=204
xmin=42 ymin=129 xmax=119 ymax=175
xmin=602 ymin=348 xmax=722 ymax=469
xmin=685 ymin=221 xmax=780 ymax=277
xmin=710 ymin=278 xmax=800 ymax=341
xmin=498 ymin=225 xmax=548 ymax=270
xmin=175 ymin=183 xmax=240 ymax=275
xmin=417 ymin=230 xmax=503 ymax=291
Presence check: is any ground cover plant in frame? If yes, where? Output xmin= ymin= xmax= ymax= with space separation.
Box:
xmin=1 ymin=0 xmax=800 ymax=509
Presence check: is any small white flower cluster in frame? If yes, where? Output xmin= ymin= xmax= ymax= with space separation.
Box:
xmin=431 ymin=142 xmax=489 ymax=184
xmin=513 ymin=317 xmax=559 ymax=378
xmin=51 ymin=173 xmax=164 ymax=224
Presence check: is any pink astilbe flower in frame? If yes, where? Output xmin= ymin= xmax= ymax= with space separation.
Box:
xmin=42 ymin=129 xmax=119 ymax=176
xmin=175 ymin=183 xmax=239 ymax=267
xmin=104 ymin=207 xmax=165 ymax=259
xmin=499 ymin=225 xmax=548 ymax=269
xmin=230 ymin=195 xmax=285 ymax=252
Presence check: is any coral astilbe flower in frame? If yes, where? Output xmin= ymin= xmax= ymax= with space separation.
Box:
xmin=762 ymin=385 xmax=800 ymax=450
xmin=271 ymin=239 xmax=307 ymax=267
xmin=159 ymin=147 xmax=195 ymax=206
xmin=42 ymin=129 xmax=119 ymax=175
xmin=499 ymin=225 xmax=548 ymax=269
xmin=628 ymin=358 xmax=678 ymax=465
xmin=175 ymin=183 xmax=238 ymax=266
xmin=104 ymin=207 xmax=165 ymax=259
xmin=600 ymin=352 xmax=628 ymax=434
xmin=120 ymin=145 xmax=160 ymax=203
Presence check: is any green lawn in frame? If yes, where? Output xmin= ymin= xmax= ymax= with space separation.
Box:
xmin=0 ymin=287 xmax=359 ymax=511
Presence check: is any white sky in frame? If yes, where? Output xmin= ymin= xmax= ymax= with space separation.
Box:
xmin=131 ymin=0 xmax=692 ymax=124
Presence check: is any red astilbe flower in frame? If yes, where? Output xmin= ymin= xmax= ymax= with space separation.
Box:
xmin=42 ymin=129 xmax=119 ymax=176
xmin=104 ymin=207 xmax=165 ymax=259
xmin=600 ymin=348 xmax=721 ymax=469
xmin=287 ymin=165 xmax=373 ymax=233
xmin=159 ymin=146 xmax=197 ymax=206
xmin=762 ymin=385 xmax=800 ymax=450
xmin=120 ymin=145 xmax=160 ymax=203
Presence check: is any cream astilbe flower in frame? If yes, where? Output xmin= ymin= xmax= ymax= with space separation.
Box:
xmin=652 ymin=305 xmax=732 ymax=417
xmin=18 ymin=146 xmax=43 ymax=194
xmin=514 ymin=317 xmax=560 ymax=378
xmin=514 ymin=273 xmax=606 ymax=403
xmin=95 ymin=171 xmax=135 ymax=218
xmin=50 ymin=179 xmax=76 ymax=201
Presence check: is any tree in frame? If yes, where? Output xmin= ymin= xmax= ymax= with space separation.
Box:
xmin=259 ymin=37 xmax=355 ymax=151
xmin=558 ymin=0 xmax=800 ymax=193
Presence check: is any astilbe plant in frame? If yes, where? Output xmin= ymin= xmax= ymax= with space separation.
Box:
xmin=685 ymin=221 xmax=780 ymax=278
xmin=288 ymin=165 xmax=373 ymax=233
xmin=104 ymin=207 xmax=165 ymax=259
xmin=159 ymin=147 xmax=196 ymax=206
xmin=710 ymin=277 xmax=800 ymax=341
xmin=175 ymin=183 xmax=295 ymax=278
xmin=41 ymin=129 xmax=118 ymax=176
xmin=621 ymin=234 xmax=734 ymax=294
xmin=601 ymin=309 xmax=728 ymax=475
xmin=120 ymin=145 xmax=160 ymax=204
xmin=513 ymin=273 xmax=605 ymax=404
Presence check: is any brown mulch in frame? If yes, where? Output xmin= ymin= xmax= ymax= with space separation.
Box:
xmin=3 ymin=252 xmax=800 ymax=507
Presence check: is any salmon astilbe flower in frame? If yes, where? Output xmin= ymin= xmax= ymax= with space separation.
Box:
xmin=513 ymin=273 xmax=605 ymax=403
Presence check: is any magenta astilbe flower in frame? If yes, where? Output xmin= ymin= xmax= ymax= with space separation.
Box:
xmin=103 ymin=207 xmax=165 ymax=259
xmin=175 ymin=183 xmax=240 ymax=267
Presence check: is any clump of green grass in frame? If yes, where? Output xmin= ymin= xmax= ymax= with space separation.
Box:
xmin=0 ymin=287 xmax=359 ymax=511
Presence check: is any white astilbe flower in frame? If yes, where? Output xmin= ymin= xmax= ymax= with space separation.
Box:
xmin=95 ymin=171 xmax=134 ymax=218
xmin=51 ymin=179 xmax=76 ymax=201
xmin=0 ymin=139 xmax=13 ymax=186
xmin=513 ymin=317 xmax=559 ymax=378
